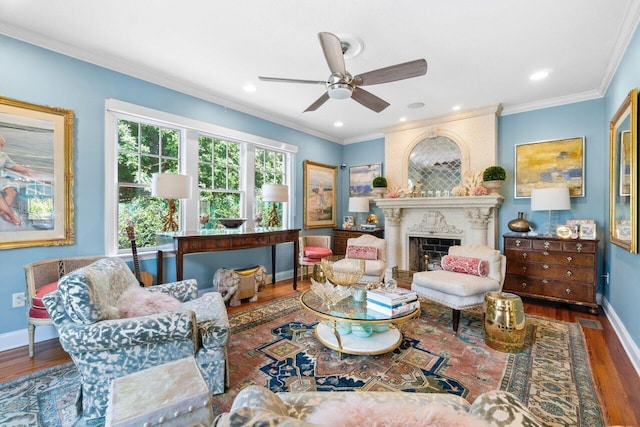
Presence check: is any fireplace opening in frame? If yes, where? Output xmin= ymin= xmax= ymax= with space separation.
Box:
xmin=408 ymin=237 xmax=461 ymax=271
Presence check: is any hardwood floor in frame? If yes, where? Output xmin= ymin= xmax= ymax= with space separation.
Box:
xmin=1 ymin=278 xmax=638 ymax=426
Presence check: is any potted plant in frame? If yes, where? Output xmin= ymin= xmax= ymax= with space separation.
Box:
xmin=371 ymin=176 xmax=388 ymax=197
xmin=482 ymin=166 xmax=506 ymax=195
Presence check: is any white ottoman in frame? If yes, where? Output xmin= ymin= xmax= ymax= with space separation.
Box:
xmin=105 ymin=357 xmax=213 ymax=427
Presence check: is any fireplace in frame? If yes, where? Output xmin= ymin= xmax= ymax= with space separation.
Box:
xmin=409 ymin=236 xmax=462 ymax=271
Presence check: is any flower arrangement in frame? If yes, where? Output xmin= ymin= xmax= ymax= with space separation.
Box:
xmin=472 ymin=185 xmax=488 ymax=196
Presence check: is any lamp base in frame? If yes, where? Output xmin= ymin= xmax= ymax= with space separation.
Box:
xmin=161 ymin=199 xmax=179 ymax=232
xmin=265 ymin=203 xmax=280 ymax=228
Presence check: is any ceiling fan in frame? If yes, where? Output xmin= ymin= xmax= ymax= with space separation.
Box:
xmin=259 ymin=32 xmax=428 ymax=113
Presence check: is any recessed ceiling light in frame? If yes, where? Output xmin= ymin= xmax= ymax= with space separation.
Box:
xmin=243 ymin=83 xmax=256 ymax=92
xmin=334 ymin=121 xmax=344 ymax=127
xmin=529 ymin=70 xmax=550 ymax=81
xmin=399 ymin=117 xmax=407 ymax=122
xmin=452 ymin=105 xmax=461 ymax=111
xmin=408 ymin=102 xmax=425 ymax=109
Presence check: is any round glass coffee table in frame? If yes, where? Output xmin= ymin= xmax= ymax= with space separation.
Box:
xmin=300 ymin=290 xmax=420 ymax=357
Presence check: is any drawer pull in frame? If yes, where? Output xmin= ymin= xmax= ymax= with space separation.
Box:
xmin=515 ymin=239 xmax=522 ymax=247
xmin=522 ymin=252 xmax=528 ymax=259
xmin=543 ymin=264 xmax=549 ymax=269
xmin=542 ymin=279 xmax=549 ymax=284
xmin=566 ymin=256 xmax=573 ymax=263
xmin=543 ymin=251 xmax=549 ymax=256
xmin=566 ymin=270 xmax=573 ymax=277
xmin=565 ymin=288 xmax=572 ymax=294
xmin=576 ymin=243 xmax=583 ymax=253
xmin=521 ymin=266 xmax=528 ymax=272
xmin=544 ymin=241 xmax=550 ymax=249
xmin=520 ymin=282 xmax=527 ymax=288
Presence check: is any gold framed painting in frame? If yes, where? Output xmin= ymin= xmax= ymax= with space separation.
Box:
xmin=303 ymin=160 xmax=337 ymax=229
xmin=0 ymin=96 xmax=74 ymax=249
xmin=514 ymin=137 xmax=585 ymax=198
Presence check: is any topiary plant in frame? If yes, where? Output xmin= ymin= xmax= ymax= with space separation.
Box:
xmin=482 ymin=166 xmax=506 ymax=182
xmin=372 ymin=176 xmax=388 ymax=187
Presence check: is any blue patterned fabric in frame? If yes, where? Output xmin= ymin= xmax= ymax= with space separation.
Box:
xmin=43 ymin=257 xmax=230 ymax=420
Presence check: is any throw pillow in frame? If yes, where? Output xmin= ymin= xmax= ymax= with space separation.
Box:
xmin=306 ymin=395 xmax=490 ymax=427
xmin=32 ymin=281 xmax=58 ymax=309
xmin=117 ymin=287 xmax=182 ymax=318
xmin=441 ymin=255 xmax=489 ymax=277
xmin=346 ymin=245 xmax=378 ymax=260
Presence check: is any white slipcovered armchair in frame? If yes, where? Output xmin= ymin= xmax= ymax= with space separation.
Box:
xmin=345 ymin=234 xmax=387 ymax=284
xmin=411 ymin=243 xmax=506 ymax=334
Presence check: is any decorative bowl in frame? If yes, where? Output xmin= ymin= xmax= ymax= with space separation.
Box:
xmin=217 ymin=218 xmax=246 ymax=228
xmin=321 ymin=256 xmax=365 ymax=286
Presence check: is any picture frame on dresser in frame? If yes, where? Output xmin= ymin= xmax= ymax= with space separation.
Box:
xmin=0 ymin=96 xmax=75 ymax=250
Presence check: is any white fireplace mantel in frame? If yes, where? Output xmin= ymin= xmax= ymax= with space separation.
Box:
xmin=375 ymin=195 xmax=503 ymax=274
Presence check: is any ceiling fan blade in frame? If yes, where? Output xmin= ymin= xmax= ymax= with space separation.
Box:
xmin=318 ymin=32 xmax=346 ymax=75
xmin=259 ymin=76 xmax=326 ymax=85
xmin=304 ymin=92 xmax=330 ymax=112
xmin=353 ymin=59 xmax=427 ymax=86
xmin=351 ymin=88 xmax=390 ymax=113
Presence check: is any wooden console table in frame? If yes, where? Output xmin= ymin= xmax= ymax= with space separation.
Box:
xmin=156 ymin=228 xmax=300 ymax=289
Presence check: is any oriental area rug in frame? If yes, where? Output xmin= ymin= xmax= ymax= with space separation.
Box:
xmin=0 ymin=293 xmax=604 ymax=426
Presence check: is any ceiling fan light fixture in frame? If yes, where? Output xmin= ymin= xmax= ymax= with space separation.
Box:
xmin=328 ymin=83 xmax=353 ymax=99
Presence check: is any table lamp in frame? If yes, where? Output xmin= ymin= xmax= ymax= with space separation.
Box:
xmin=348 ymin=197 xmax=370 ymax=229
xmin=531 ymin=187 xmax=570 ymax=236
xmin=262 ymin=183 xmax=288 ymax=227
xmin=152 ymin=173 xmax=193 ymax=232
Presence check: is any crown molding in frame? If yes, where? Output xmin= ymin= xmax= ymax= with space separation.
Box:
xmin=501 ymin=90 xmax=602 ymax=116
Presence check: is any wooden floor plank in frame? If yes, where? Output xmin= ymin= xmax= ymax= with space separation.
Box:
xmin=1 ymin=279 xmax=637 ymax=426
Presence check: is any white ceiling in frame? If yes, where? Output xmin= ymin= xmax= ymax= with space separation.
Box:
xmin=1 ymin=1 xmax=639 ymax=143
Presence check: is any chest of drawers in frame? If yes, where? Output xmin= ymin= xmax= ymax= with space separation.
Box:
xmin=333 ymin=228 xmax=384 ymax=255
xmin=503 ymin=234 xmax=599 ymax=314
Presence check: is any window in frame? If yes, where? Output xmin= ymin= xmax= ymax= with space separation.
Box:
xmin=105 ymin=99 xmax=297 ymax=255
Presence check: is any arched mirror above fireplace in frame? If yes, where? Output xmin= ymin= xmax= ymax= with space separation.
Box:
xmin=408 ymin=136 xmax=461 ymax=195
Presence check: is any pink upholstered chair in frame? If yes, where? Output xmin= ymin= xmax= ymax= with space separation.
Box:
xmin=23 ymin=256 xmax=102 ymax=357
xmin=299 ymin=236 xmax=332 ymax=280
xmin=411 ymin=243 xmax=506 ymax=334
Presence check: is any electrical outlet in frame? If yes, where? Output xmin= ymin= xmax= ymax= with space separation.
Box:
xmin=12 ymin=292 xmax=26 ymax=308
xmin=602 ymin=273 xmax=610 ymax=285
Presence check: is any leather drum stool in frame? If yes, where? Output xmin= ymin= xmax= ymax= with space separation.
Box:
xmin=483 ymin=291 xmax=526 ymax=353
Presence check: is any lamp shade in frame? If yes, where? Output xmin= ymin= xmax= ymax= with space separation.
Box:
xmin=348 ymin=197 xmax=369 ymax=213
xmin=262 ymin=184 xmax=289 ymax=202
xmin=151 ymin=173 xmax=192 ymax=199
xmin=530 ymin=187 xmax=570 ymax=211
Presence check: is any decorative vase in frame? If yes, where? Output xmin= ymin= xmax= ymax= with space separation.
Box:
xmin=508 ymin=212 xmax=531 ymax=232
xmin=483 ymin=180 xmax=503 ymax=195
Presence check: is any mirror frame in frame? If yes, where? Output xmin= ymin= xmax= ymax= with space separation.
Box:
xmin=609 ymin=87 xmax=638 ymax=253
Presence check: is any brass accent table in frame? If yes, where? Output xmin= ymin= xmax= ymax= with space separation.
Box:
xmin=300 ymin=290 xmax=419 ymax=358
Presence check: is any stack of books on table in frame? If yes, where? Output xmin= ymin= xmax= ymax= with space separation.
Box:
xmin=366 ymin=288 xmax=420 ymax=316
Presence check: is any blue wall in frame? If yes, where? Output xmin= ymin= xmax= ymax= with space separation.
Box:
xmin=0 ymin=34 xmax=342 ymax=338
xmin=2 ymin=27 xmax=639 ymax=358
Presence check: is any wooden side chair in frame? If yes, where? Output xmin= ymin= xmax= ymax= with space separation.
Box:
xmin=23 ymin=256 xmax=102 ymax=357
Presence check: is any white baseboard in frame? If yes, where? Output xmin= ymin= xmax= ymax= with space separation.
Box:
xmin=0 ymin=269 xmax=295 ymax=353
xmin=0 ymin=325 xmax=59 ymax=353
xmin=602 ymin=297 xmax=640 ymax=377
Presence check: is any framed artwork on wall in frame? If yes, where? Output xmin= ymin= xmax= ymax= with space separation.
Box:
xmin=514 ymin=137 xmax=585 ymax=198
xmin=349 ymin=163 xmax=382 ymax=197
xmin=0 ymin=96 xmax=75 ymax=250
xmin=303 ymin=160 xmax=337 ymax=229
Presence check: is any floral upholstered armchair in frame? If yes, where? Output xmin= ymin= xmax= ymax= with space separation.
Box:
xmin=43 ymin=257 xmax=230 ymax=420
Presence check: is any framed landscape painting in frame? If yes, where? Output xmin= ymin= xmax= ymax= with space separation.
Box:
xmin=514 ymin=137 xmax=585 ymax=198
xmin=0 ymin=96 xmax=74 ymax=249
xmin=349 ymin=163 xmax=382 ymax=197
xmin=303 ymin=160 xmax=337 ymax=229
